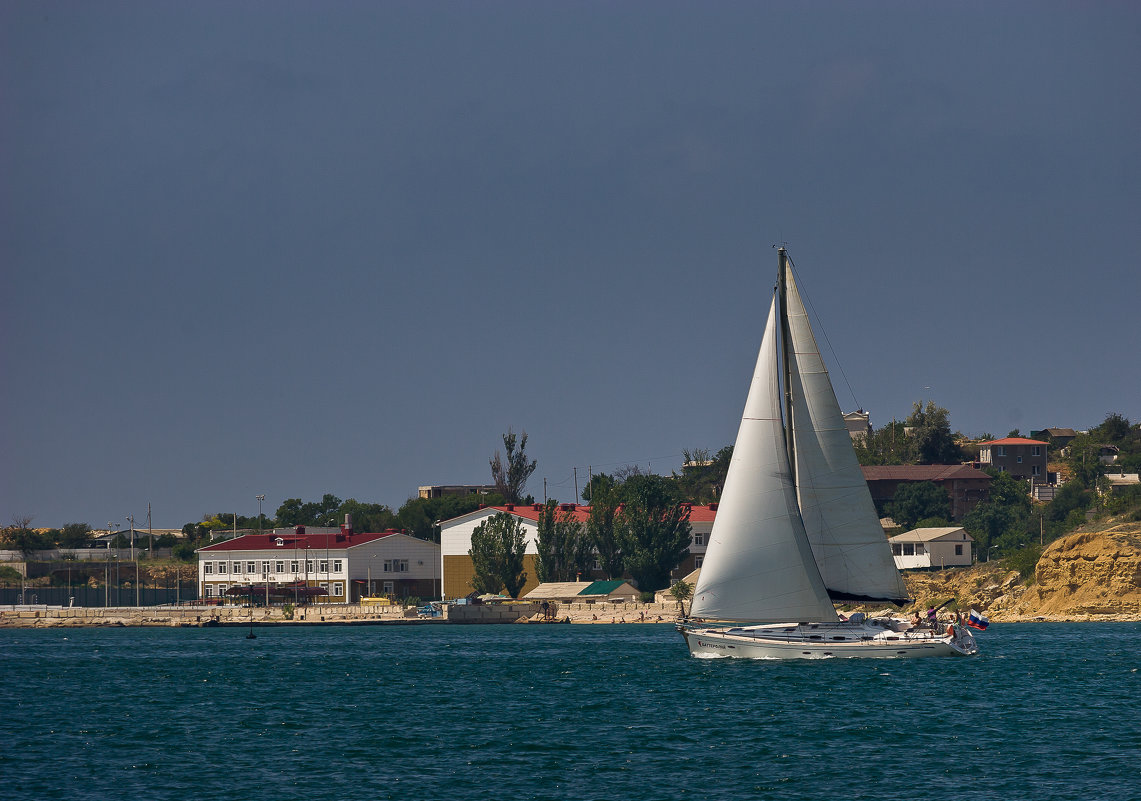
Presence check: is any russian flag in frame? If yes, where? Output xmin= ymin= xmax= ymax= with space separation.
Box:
xmin=967 ymin=609 xmax=989 ymax=630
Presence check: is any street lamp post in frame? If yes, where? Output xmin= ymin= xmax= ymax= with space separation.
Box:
xmin=256 ymin=495 xmax=265 ymax=535
xmin=106 ymin=522 xmax=119 ymax=607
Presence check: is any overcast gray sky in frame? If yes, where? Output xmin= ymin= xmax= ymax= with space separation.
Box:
xmin=3 ymin=1 xmax=1138 ymax=529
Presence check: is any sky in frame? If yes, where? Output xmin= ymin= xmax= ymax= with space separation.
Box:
xmin=2 ymin=2 xmax=1139 ymax=530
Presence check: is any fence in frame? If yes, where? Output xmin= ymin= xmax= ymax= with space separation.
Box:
xmin=0 ymin=584 xmax=198 ymax=607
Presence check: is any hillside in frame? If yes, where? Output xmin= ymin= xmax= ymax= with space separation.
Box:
xmin=886 ymin=516 xmax=1141 ymax=621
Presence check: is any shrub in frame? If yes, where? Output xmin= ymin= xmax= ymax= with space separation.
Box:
xmin=1005 ymin=546 xmax=1042 ymax=583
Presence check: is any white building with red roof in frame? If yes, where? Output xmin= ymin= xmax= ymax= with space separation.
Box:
xmin=439 ymin=502 xmax=718 ymax=599
xmin=196 ymin=516 xmax=440 ymax=603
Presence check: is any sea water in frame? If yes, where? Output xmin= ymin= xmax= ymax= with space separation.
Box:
xmin=2 ymin=623 xmax=1138 ymax=801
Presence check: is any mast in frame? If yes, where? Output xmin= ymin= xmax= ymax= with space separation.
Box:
xmin=777 ymin=247 xmax=795 ymax=479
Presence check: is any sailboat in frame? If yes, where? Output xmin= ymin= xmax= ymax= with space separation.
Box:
xmin=678 ymin=248 xmax=977 ymax=659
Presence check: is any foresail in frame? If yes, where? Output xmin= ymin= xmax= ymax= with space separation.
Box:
xmin=691 ymin=295 xmax=838 ymax=624
xmin=784 ymin=269 xmax=910 ymax=603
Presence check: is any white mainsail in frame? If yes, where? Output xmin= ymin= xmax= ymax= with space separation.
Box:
xmin=784 ymin=270 xmax=910 ymax=603
xmin=690 ymin=295 xmax=838 ymax=624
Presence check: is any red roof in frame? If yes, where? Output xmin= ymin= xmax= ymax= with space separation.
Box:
xmin=474 ymin=503 xmax=720 ymax=523
xmin=198 ymin=530 xmax=397 ymax=552
xmin=861 ymin=465 xmax=991 ymax=481
xmin=979 ymin=437 xmax=1049 ymax=446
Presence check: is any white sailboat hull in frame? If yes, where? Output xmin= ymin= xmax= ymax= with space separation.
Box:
xmin=679 ymin=620 xmax=978 ymax=659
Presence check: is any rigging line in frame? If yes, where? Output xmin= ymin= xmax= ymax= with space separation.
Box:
xmin=784 ymin=251 xmax=861 ymax=412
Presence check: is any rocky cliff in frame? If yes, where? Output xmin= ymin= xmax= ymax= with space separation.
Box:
xmin=891 ymin=517 xmax=1141 ymax=621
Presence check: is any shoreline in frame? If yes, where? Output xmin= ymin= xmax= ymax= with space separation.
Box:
xmin=3 ymin=603 xmax=1140 ymax=629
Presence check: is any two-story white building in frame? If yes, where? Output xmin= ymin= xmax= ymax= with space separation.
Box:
xmin=440 ymin=503 xmax=718 ymax=599
xmin=196 ymin=517 xmax=440 ymax=603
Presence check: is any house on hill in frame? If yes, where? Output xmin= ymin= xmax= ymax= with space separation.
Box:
xmin=888 ymin=527 xmax=974 ymax=570
xmin=861 ymin=464 xmax=991 ymax=521
xmin=1031 ymin=428 xmax=1077 ymax=449
xmin=979 ymin=437 xmax=1049 ymax=481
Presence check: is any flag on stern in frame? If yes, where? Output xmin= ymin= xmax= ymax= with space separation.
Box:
xmin=967 ymin=609 xmax=989 ymax=630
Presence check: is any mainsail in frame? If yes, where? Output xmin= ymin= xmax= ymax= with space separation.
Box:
xmin=690 ymin=295 xmax=838 ymax=624
xmin=784 ymin=270 xmax=910 ymax=604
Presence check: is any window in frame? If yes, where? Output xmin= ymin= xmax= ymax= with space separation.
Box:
xmin=1017 ymin=456 xmax=1023 ymax=464
xmin=319 ymin=560 xmax=329 ymax=573
xmin=695 ymin=556 xmax=704 ymax=568
xmin=383 ymin=581 xmax=394 ymax=594
xmin=955 ymin=544 xmax=964 ymax=556
xmin=204 ymin=562 xmax=213 ymax=575
xmin=290 ymin=560 xmax=299 ymax=573
xmin=1032 ymin=446 xmax=1041 ymax=457
xmin=891 ymin=544 xmax=902 ymax=555
xmin=275 ymin=561 xmax=284 ymax=573
xmin=332 ymin=560 xmax=342 ymax=573
xmin=306 ymin=560 xmax=314 ymax=572
xmin=332 ymin=582 xmax=343 ymax=597
xmin=996 ymin=446 xmax=1006 ymax=457
xmin=916 ymin=544 xmax=925 ymax=555
xmin=383 ymin=559 xmax=408 ymax=573
xmin=261 ymin=561 xmax=270 ymax=576
xmin=205 ymin=585 xmax=214 ymax=597
xmin=693 ymin=533 xmax=704 ymax=546
xmin=1032 ymin=465 xmax=1041 ymax=476
xmin=234 ymin=561 xmax=243 ymax=574
xmin=996 ymin=466 xmax=1005 ymax=473
xmin=902 ymin=544 xmax=915 ymax=556
xmin=246 ymin=561 xmax=256 ymax=573
xmin=218 ymin=561 xmax=227 ymax=574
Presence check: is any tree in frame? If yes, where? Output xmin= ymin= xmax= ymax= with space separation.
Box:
xmin=1092 ymin=412 xmax=1131 ymax=443
xmin=397 ymin=492 xmax=504 ymax=541
xmin=962 ymin=470 xmax=1032 ymax=555
xmin=855 ymin=420 xmax=916 ymax=465
xmin=669 ymin=580 xmax=693 ymax=616
xmin=906 ymin=400 xmax=962 ymax=464
xmin=490 ymin=428 xmax=537 ymax=504
xmin=675 ymin=446 xmax=732 ymax=504
xmin=59 ymin=522 xmax=93 ymax=548
xmin=468 ymin=512 xmax=528 ymax=597
xmin=887 ymin=482 xmax=951 ymax=528
xmin=534 ymin=500 xmax=592 ymax=583
xmin=616 ymin=475 xmax=692 ymax=592
xmin=338 ymin=498 xmax=399 ymax=534
xmin=4 ymin=516 xmax=50 ymax=556
xmin=585 ymin=475 xmax=624 ymax=578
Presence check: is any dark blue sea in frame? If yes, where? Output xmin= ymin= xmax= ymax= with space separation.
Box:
xmin=2 ymin=623 xmax=1139 ymax=801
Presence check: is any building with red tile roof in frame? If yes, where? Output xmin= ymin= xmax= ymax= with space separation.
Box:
xmin=196 ymin=517 xmax=440 ymax=602
xmin=861 ymin=464 xmax=992 ymax=521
